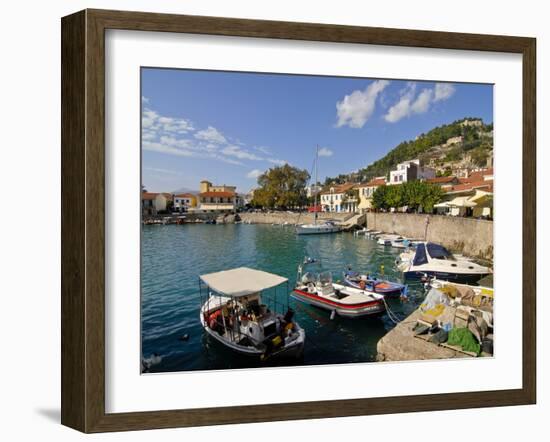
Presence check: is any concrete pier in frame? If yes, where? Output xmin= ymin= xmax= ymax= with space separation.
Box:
xmin=376 ymin=308 xmax=472 ymax=362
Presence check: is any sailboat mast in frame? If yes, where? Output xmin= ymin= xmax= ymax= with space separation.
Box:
xmin=314 ymin=145 xmax=318 ymax=224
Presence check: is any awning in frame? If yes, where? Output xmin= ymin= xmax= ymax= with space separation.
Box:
xmin=447 ymin=196 xmax=477 ymax=208
xmin=199 ymin=267 xmax=288 ymax=297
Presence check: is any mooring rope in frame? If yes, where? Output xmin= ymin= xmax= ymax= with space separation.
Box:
xmin=382 ymin=296 xmax=402 ymax=324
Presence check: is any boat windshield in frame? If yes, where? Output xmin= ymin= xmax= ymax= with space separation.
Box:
xmin=413 ymin=243 xmax=428 ymax=266
xmin=426 ymin=243 xmax=454 ymax=260
xmin=318 ymin=271 xmax=333 ymax=286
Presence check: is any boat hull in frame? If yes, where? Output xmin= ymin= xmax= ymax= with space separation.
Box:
xmin=296 ymin=224 xmax=341 ymax=235
xmin=199 ymin=304 xmax=305 ymax=359
xmin=343 ymin=277 xmax=405 ymax=296
xmin=291 ymin=289 xmax=386 ymax=318
xmin=403 ymin=270 xmax=490 ymax=285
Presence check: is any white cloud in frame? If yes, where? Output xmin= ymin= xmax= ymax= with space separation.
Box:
xmin=384 ymin=82 xmax=455 ymax=123
xmin=434 ymin=83 xmax=456 ymax=102
xmin=141 ymin=108 xmax=194 ymax=135
xmin=194 ymin=126 xmax=226 ymax=144
xmin=336 ymin=80 xmax=390 ymax=128
xmin=318 ymin=147 xmax=333 ymax=157
xmin=141 ymin=106 xmax=288 ymax=168
xmin=254 ymin=146 xmax=271 ymax=155
xmin=411 ymin=88 xmax=434 ymax=114
xmin=142 ymin=131 xmax=156 ymax=141
xmin=142 ymin=109 xmax=159 ymax=129
xmin=141 ymin=96 xmax=150 ymax=104
xmin=144 ymin=167 xmax=182 ymax=176
xmin=268 ymin=158 xmax=287 ymax=166
xmin=142 ymin=140 xmax=194 ymax=157
xmin=247 ymin=169 xmax=263 ymax=179
xmin=222 ymin=145 xmax=263 ymax=161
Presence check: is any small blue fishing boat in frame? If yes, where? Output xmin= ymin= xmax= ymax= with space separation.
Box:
xmin=343 ymin=269 xmax=406 ymax=296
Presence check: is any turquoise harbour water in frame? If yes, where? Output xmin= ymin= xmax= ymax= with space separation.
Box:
xmin=141 ymin=224 xmax=426 ymax=372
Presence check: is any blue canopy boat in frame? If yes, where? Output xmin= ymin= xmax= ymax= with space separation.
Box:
xmin=343 ymin=269 xmax=406 ymax=296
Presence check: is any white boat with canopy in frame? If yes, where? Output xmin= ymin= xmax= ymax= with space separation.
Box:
xmin=199 ymin=267 xmax=305 ymax=360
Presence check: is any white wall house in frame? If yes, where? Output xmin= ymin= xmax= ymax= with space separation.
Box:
xmin=388 ymin=159 xmax=436 ymax=185
xmin=320 ymin=183 xmax=357 ymax=213
xmin=173 ymin=193 xmax=196 ymax=212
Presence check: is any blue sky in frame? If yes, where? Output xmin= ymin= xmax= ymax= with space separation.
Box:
xmin=141 ymin=68 xmax=493 ymax=193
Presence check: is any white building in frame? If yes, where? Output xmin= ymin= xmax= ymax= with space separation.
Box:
xmin=388 ymin=159 xmax=436 ymax=185
xmin=306 ymin=184 xmax=323 ymax=198
xmin=173 ymin=193 xmax=196 ymax=212
xmin=320 ymin=183 xmax=357 ymax=213
xmin=197 ymin=180 xmax=238 ymax=212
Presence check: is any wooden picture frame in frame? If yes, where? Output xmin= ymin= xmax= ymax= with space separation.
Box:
xmin=61 ymin=8 xmax=536 ymax=433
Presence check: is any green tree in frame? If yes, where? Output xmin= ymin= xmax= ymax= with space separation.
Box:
xmin=372 ymin=185 xmax=389 ymax=210
xmin=385 ymin=185 xmax=403 ymax=209
xmin=251 ymin=164 xmax=310 ymax=209
xmin=421 ymin=184 xmax=444 ymax=212
xmin=371 ymin=181 xmax=443 ymax=212
xmin=401 ymin=181 xmax=424 ymax=211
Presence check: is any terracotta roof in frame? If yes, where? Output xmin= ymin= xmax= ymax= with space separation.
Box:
xmin=426 ymin=176 xmax=457 ymax=184
xmin=356 ymin=178 xmax=386 ymax=187
xmin=320 ymin=183 xmax=356 ymax=195
xmin=468 ymin=168 xmax=494 ymax=181
xmin=199 ymin=191 xmax=236 ymax=198
xmin=445 ymin=180 xmax=493 ymax=194
xmin=160 ymin=192 xmax=173 ymax=200
xmin=175 ymin=193 xmax=195 ymax=198
xmin=142 ymin=192 xmax=158 ymax=200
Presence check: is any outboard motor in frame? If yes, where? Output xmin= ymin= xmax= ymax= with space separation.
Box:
xmin=284 ymin=307 xmax=295 ymax=323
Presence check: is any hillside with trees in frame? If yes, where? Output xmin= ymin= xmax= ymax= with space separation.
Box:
xmin=325 ymin=117 xmax=493 ymax=185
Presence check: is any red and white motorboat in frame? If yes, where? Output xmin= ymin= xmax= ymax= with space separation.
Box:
xmin=292 ymin=261 xmax=386 ymax=318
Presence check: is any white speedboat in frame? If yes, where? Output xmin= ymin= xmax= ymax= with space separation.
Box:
xmin=397 ymin=242 xmax=492 ymax=284
xmin=292 ymin=261 xmax=385 ymax=318
xmin=377 ymin=234 xmax=402 ymax=246
xmin=296 ymin=221 xmax=341 ymax=235
xmin=199 ymin=267 xmax=305 ymax=360
xmin=391 ymin=238 xmax=420 ymax=249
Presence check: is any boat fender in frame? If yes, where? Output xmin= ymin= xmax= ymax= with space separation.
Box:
xmin=272 ymin=335 xmax=283 ymax=347
xmin=330 ymin=310 xmax=336 ymax=320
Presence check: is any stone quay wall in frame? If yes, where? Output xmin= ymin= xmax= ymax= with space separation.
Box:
xmin=366 ymin=212 xmax=493 ymax=259
xmin=239 ymin=212 xmax=350 ymax=225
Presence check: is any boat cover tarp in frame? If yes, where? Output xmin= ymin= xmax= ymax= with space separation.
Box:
xmin=421 ymin=287 xmax=451 ymax=312
xmin=413 ymin=243 xmax=428 ymax=266
xmin=426 ymin=243 xmax=452 ymax=259
xmin=447 ymin=327 xmax=481 ymax=355
xmin=200 ymin=267 xmax=287 ymax=297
